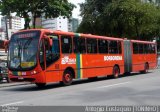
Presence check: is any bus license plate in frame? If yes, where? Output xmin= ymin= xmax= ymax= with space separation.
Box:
xmin=18 ymin=77 xmax=24 ymax=80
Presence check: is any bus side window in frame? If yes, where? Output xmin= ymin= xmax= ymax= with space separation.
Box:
xmin=133 ymin=43 xmax=139 ymax=54
xmin=144 ymin=44 xmax=148 ymax=54
xmin=98 ymin=39 xmax=108 ymax=54
xmin=44 ymin=35 xmax=60 ymax=67
xmin=73 ymin=37 xmax=86 ymax=53
xmin=118 ymin=41 xmax=122 ymax=54
xmin=87 ymin=38 xmax=97 ymax=54
xmin=139 ymin=44 xmax=144 ymax=54
xmin=109 ymin=41 xmax=118 ymax=54
xmin=151 ymin=44 xmax=156 ymax=54
xmin=61 ymin=36 xmax=72 ymax=54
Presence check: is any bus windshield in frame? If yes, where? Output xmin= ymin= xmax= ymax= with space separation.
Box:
xmin=8 ymin=31 xmax=40 ymax=70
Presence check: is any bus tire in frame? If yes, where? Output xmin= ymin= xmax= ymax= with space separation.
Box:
xmin=62 ymin=70 xmax=73 ymax=86
xmin=6 ymin=77 xmax=11 ymax=83
xmin=113 ymin=66 xmax=120 ymax=78
xmin=35 ymin=83 xmax=46 ymax=88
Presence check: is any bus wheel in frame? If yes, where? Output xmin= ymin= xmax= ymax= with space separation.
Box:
xmin=113 ymin=66 xmax=120 ymax=78
xmin=35 ymin=83 xmax=46 ymax=88
xmin=62 ymin=70 xmax=73 ymax=86
xmin=6 ymin=77 xmax=11 ymax=83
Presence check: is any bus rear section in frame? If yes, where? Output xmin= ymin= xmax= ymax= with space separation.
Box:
xmin=123 ymin=40 xmax=157 ymax=73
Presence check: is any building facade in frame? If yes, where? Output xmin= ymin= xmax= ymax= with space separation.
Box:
xmin=1 ymin=16 xmax=22 ymax=39
xmin=68 ymin=18 xmax=80 ymax=32
xmin=1 ymin=16 xmax=22 ymax=31
xmin=42 ymin=16 xmax=68 ymax=31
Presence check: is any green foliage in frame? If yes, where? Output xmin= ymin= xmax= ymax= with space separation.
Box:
xmin=0 ymin=0 xmax=75 ymax=29
xmin=77 ymin=0 xmax=160 ymax=40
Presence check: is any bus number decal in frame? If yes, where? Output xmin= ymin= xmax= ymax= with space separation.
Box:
xmin=104 ymin=56 xmax=122 ymax=61
xmin=61 ymin=56 xmax=76 ymax=64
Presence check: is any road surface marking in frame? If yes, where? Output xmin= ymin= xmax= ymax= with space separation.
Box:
xmin=97 ymin=81 xmax=131 ymax=89
xmin=1 ymin=101 xmax=23 ymax=106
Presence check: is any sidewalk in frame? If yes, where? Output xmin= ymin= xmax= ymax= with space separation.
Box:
xmin=0 ymin=81 xmax=31 ymax=88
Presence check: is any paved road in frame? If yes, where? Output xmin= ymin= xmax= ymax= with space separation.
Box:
xmin=0 ymin=69 xmax=160 ymax=106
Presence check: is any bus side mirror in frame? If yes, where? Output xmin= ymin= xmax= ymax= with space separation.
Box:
xmin=43 ymin=35 xmax=48 ymax=39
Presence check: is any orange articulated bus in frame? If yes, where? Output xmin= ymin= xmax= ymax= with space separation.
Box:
xmin=8 ymin=29 xmax=157 ymax=87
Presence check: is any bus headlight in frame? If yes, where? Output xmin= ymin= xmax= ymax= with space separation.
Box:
xmin=31 ymin=70 xmax=37 ymax=75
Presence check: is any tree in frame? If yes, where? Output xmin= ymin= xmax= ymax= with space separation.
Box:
xmin=78 ymin=0 xmax=111 ymax=35
xmin=77 ymin=0 xmax=160 ymax=40
xmin=0 ymin=0 xmax=31 ymax=29
xmin=0 ymin=0 xmax=75 ymax=29
xmin=104 ymin=0 xmax=160 ymax=40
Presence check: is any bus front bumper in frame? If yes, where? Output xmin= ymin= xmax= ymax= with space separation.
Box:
xmin=9 ymin=72 xmax=45 ymax=83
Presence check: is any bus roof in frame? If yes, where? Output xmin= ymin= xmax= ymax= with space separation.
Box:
xmin=131 ymin=39 xmax=156 ymax=44
xmin=42 ymin=29 xmax=123 ymax=41
xmin=80 ymin=34 xmax=123 ymax=41
xmin=14 ymin=29 xmax=155 ymax=42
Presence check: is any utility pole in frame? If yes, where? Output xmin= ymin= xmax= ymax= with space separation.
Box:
xmin=5 ymin=16 xmax=9 ymax=40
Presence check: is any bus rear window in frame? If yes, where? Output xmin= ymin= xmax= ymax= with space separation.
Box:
xmin=149 ymin=44 xmax=156 ymax=54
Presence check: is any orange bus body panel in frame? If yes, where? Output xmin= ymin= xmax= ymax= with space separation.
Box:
xmin=8 ymin=29 xmax=157 ymax=84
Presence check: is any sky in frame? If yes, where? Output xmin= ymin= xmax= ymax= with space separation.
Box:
xmin=69 ymin=0 xmax=85 ymax=18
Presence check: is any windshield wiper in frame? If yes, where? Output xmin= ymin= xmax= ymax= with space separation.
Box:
xmin=23 ymin=38 xmax=33 ymax=49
